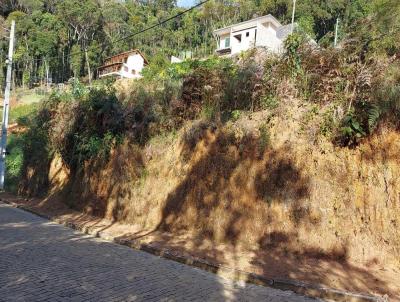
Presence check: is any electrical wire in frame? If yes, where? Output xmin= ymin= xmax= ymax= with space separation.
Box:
xmin=31 ymin=0 xmax=210 ymax=64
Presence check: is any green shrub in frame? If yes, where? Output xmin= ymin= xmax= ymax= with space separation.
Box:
xmin=230 ymin=110 xmax=241 ymax=121
xmin=225 ymin=59 xmax=259 ymax=111
xmin=284 ymin=33 xmax=306 ymax=78
xmin=71 ymin=78 xmax=88 ymax=99
xmin=5 ymin=134 xmax=24 ymax=193
xmin=17 ymin=105 xmax=53 ymax=196
xmin=261 ymin=95 xmax=279 ymax=110
xmin=142 ymin=56 xmax=235 ymax=83
xmin=319 ymin=107 xmax=337 ymax=138
xmin=141 ymin=53 xmax=170 ymax=80
xmin=339 ymin=113 xmax=367 ymax=146
xmin=57 ymin=86 xmax=124 ymax=170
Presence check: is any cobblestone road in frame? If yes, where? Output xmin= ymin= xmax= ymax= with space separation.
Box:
xmin=0 ymin=202 xmax=322 ymax=302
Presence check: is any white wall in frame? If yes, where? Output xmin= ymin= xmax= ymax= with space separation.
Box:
xmin=216 ymin=20 xmax=286 ymax=55
xmin=231 ymin=27 xmax=256 ymax=55
xmin=255 ymin=22 xmax=284 ymax=53
xmin=171 ymin=56 xmax=183 ymax=64
xmin=119 ymin=54 xmax=145 ymax=79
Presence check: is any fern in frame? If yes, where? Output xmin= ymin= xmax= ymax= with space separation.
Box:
xmin=367 ymin=104 xmax=381 ymax=132
xmin=388 ymin=85 xmax=400 ymax=112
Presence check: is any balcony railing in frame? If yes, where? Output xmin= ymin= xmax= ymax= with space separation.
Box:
xmin=215 ymin=47 xmax=232 ymax=55
xmin=98 ymin=62 xmax=122 ymax=78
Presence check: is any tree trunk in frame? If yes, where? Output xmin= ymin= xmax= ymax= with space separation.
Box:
xmin=85 ymin=48 xmax=92 ymax=84
xmin=62 ymin=50 xmax=65 ymax=83
xmin=44 ymin=59 xmax=49 ymax=91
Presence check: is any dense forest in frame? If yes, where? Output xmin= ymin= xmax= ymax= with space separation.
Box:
xmin=0 ymin=0 xmax=398 ymax=87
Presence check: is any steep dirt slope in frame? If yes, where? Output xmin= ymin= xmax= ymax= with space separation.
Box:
xmin=25 ymin=94 xmax=400 ymax=299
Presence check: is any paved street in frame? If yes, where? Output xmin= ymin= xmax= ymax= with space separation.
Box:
xmin=0 ymin=202 xmax=321 ymax=302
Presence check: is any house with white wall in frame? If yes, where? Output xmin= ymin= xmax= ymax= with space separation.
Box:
xmin=171 ymin=56 xmax=183 ymax=64
xmin=98 ymin=50 xmax=148 ymax=79
xmin=213 ymin=14 xmax=294 ymax=56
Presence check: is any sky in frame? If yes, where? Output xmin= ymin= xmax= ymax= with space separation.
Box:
xmin=177 ymin=0 xmax=196 ymax=8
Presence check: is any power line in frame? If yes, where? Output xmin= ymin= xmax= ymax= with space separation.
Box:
xmin=113 ymin=0 xmax=209 ymax=45
xmin=31 ymin=0 xmax=210 ymax=64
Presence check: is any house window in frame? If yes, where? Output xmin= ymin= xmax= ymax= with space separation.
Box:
xmin=131 ymin=70 xmax=136 ymax=75
xmin=124 ymin=66 xmax=129 ymax=72
xmin=224 ymin=37 xmax=230 ymax=48
xmin=246 ymin=32 xmax=250 ymax=37
xmin=234 ymin=34 xmax=242 ymax=43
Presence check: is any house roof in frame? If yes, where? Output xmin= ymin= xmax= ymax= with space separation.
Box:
xmin=213 ymin=14 xmax=283 ymax=36
xmin=103 ymin=49 xmax=149 ymax=65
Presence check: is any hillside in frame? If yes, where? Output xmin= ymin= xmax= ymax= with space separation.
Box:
xmin=4 ymin=37 xmax=399 ymax=299
xmin=1 ymin=0 xmax=400 ymax=299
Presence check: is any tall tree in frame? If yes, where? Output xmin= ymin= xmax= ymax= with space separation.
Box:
xmin=57 ymin=0 xmax=102 ymax=82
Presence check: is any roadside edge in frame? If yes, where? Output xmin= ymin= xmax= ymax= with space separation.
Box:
xmin=1 ymin=199 xmax=388 ymax=302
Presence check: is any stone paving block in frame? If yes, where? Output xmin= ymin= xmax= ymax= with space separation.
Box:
xmin=0 ymin=203 xmax=321 ymax=302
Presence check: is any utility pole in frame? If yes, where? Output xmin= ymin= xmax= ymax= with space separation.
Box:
xmin=334 ymin=18 xmax=339 ymax=47
xmin=291 ymin=0 xmax=297 ymax=34
xmin=0 ymin=20 xmax=15 ymax=190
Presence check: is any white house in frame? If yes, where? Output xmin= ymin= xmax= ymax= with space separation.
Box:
xmin=98 ymin=50 xmax=148 ymax=79
xmin=213 ymin=14 xmax=293 ymax=56
xmin=171 ymin=56 xmax=183 ymax=64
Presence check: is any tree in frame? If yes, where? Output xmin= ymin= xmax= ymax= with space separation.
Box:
xmin=1 ymin=0 xmax=395 ymax=87
xmin=70 ymin=44 xmax=82 ymax=78
xmin=373 ymin=0 xmax=400 ymax=54
xmin=57 ymin=0 xmax=102 ymax=83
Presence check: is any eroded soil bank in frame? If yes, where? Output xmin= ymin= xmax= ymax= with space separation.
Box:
xmin=14 ymin=105 xmax=400 ymax=300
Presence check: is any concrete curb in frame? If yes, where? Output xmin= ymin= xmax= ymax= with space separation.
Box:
xmin=1 ymin=199 xmax=389 ymax=302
